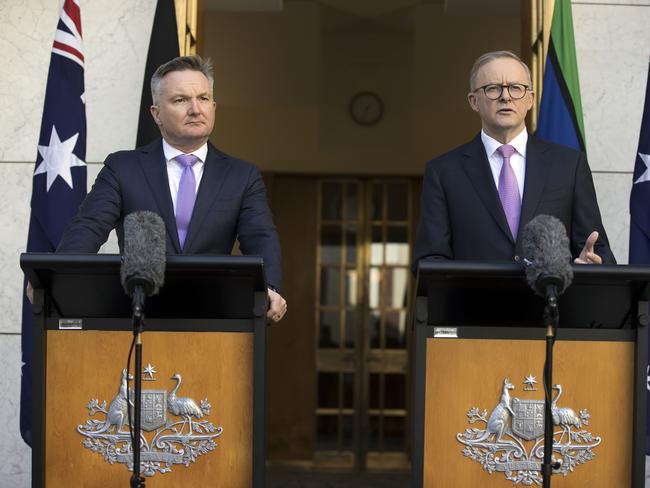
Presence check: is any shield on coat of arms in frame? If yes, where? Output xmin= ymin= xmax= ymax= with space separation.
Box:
xmin=511 ymin=398 xmax=544 ymax=441
xmin=137 ymin=389 xmax=167 ymax=431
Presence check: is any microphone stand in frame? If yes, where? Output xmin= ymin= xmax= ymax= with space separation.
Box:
xmin=542 ymin=284 xmax=561 ymax=488
xmin=130 ymin=286 xmax=146 ymax=488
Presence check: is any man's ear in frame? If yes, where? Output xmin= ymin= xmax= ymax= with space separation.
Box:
xmin=150 ymin=105 xmax=160 ymax=125
xmin=526 ymin=90 xmax=536 ymax=112
xmin=467 ymin=92 xmax=479 ymax=113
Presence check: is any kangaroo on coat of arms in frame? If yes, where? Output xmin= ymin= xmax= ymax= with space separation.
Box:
xmin=473 ymin=378 xmax=515 ymax=442
xmin=456 ymin=376 xmax=601 ymax=486
xmin=78 ymin=366 xmax=223 ymax=477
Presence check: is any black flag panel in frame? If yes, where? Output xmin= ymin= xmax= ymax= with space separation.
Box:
xmin=136 ymin=0 xmax=180 ymax=147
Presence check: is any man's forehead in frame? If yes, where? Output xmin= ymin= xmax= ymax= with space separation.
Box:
xmin=160 ymin=70 xmax=211 ymax=91
xmin=476 ymin=58 xmax=528 ymax=82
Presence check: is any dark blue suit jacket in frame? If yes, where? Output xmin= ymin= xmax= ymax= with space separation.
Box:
xmin=413 ymin=134 xmax=615 ymax=268
xmin=57 ymin=139 xmax=282 ymax=289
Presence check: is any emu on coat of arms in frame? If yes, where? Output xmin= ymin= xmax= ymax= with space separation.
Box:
xmin=77 ymin=366 xmax=223 ymax=477
xmin=456 ymin=377 xmax=601 ymax=486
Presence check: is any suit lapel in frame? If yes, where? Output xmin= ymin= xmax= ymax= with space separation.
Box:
xmin=518 ymin=135 xmax=550 ymax=243
xmin=461 ymin=135 xmax=514 ymax=243
xmin=183 ymin=143 xmax=230 ymax=252
xmin=139 ymin=140 xmax=181 ymax=253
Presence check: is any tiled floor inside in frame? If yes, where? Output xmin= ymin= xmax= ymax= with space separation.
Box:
xmin=267 ymin=471 xmax=411 ymax=488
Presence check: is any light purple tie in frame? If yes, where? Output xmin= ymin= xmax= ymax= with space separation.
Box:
xmin=497 ymin=144 xmax=521 ymax=239
xmin=175 ymin=154 xmax=199 ymax=249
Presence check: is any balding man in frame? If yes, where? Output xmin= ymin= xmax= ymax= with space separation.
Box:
xmin=413 ymin=50 xmax=614 ymax=268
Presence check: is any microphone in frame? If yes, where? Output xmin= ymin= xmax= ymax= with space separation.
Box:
xmin=120 ymin=211 xmax=166 ymax=488
xmin=120 ymin=211 xmax=166 ymax=299
xmin=521 ymin=214 xmax=573 ymax=304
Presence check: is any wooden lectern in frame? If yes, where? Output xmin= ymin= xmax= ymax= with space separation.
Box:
xmin=21 ymin=254 xmax=268 ymax=488
xmin=411 ymin=261 xmax=649 ymax=488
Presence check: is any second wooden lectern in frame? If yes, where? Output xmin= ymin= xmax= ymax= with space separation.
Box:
xmin=411 ymin=261 xmax=648 ymax=488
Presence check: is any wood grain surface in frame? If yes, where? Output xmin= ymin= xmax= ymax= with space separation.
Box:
xmin=423 ymin=338 xmax=634 ymax=487
xmin=44 ymin=330 xmax=253 ymax=487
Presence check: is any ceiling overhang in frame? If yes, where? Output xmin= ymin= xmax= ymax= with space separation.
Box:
xmin=203 ymin=0 xmax=519 ymax=16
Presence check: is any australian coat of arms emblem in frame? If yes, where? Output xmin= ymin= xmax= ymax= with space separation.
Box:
xmin=77 ymin=365 xmax=223 ymax=476
xmin=456 ymin=376 xmax=601 ymax=486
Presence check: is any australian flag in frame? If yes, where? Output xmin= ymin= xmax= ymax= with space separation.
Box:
xmin=630 ymin=62 xmax=650 ymax=264
xmin=629 ymin=60 xmax=650 ymax=453
xmin=21 ymin=0 xmax=87 ymax=446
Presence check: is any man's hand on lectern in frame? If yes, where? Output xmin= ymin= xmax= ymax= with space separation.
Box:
xmin=26 ymin=281 xmax=34 ymax=304
xmin=267 ymin=288 xmax=287 ymax=323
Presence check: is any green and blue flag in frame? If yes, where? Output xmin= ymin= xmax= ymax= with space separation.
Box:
xmin=536 ymin=0 xmax=586 ymax=152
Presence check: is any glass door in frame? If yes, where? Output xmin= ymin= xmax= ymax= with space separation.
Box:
xmin=315 ymin=178 xmax=413 ymax=470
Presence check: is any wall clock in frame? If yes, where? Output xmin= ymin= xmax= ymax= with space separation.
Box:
xmin=349 ymin=91 xmax=384 ymax=126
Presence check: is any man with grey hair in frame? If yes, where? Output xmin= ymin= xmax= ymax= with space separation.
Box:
xmin=57 ymin=55 xmax=287 ymax=322
xmin=412 ymin=50 xmax=614 ymax=267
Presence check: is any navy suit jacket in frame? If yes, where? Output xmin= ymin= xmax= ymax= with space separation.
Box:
xmin=413 ymin=134 xmax=615 ymax=268
xmin=57 ymin=139 xmax=282 ymax=289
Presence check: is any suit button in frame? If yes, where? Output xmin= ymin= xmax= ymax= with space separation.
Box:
xmin=514 ymin=255 xmax=521 ymax=262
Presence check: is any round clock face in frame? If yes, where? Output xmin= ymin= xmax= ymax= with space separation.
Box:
xmin=349 ymin=91 xmax=384 ymax=126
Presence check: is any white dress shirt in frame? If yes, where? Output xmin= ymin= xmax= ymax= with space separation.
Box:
xmin=162 ymin=139 xmax=208 ymax=213
xmin=481 ymin=128 xmax=527 ymax=198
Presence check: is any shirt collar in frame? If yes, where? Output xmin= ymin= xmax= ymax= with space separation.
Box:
xmin=161 ymin=138 xmax=208 ymax=164
xmin=480 ymin=128 xmax=528 ymax=159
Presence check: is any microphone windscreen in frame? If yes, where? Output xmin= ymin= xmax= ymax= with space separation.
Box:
xmin=521 ymin=214 xmax=573 ymax=297
xmin=120 ymin=211 xmax=166 ymax=296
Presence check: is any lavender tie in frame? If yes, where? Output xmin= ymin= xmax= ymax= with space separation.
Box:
xmin=175 ymin=154 xmax=199 ymax=249
xmin=496 ymin=144 xmax=521 ymax=239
